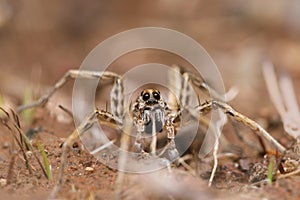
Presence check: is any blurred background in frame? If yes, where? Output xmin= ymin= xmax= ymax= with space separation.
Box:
xmin=0 ymin=0 xmax=300 ymax=116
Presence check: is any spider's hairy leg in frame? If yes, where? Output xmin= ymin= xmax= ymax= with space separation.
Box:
xmin=173 ymin=64 xmax=227 ymax=102
xmin=110 ymin=76 xmax=124 ymax=119
xmin=197 ymin=101 xmax=286 ymax=154
xmin=157 ymin=113 xmax=179 ymax=160
xmin=170 ymin=66 xmax=213 ymax=130
xmin=169 ymin=65 xmax=193 ymax=109
xmin=16 ymin=69 xmax=121 ymax=113
xmin=165 ymin=116 xmax=179 ymax=159
xmin=50 ymin=109 xmax=121 ymax=198
xmin=180 ymin=72 xmax=193 ymax=109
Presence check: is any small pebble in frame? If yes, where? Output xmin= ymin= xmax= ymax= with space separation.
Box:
xmin=0 ymin=179 xmax=7 ymax=187
xmin=2 ymin=142 xmax=9 ymax=149
xmin=85 ymin=167 xmax=94 ymax=172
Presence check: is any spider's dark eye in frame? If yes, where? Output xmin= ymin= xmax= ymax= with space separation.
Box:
xmin=153 ymin=91 xmax=160 ymax=100
xmin=142 ymin=92 xmax=150 ymax=101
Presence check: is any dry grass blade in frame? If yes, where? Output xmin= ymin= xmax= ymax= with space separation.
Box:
xmin=262 ymin=62 xmax=300 ymax=140
xmin=208 ymin=110 xmax=227 ymax=187
xmin=0 ymin=107 xmax=33 ymax=174
xmin=0 ymin=106 xmax=10 ymax=118
xmin=6 ymin=148 xmax=17 ymax=184
xmin=58 ymin=104 xmax=73 ymax=118
xmin=0 ymin=107 xmax=49 ymax=179
xmin=12 ymin=115 xmax=49 ymax=179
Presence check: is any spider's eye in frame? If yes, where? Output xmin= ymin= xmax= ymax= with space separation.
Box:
xmin=142 ymin=92 xmax=150 ymax=101
xmin=153 ymin=91 xmax=160 ymax=100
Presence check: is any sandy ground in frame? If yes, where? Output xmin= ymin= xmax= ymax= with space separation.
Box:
xmin=0 ymin=1 xmax=300 ymax=199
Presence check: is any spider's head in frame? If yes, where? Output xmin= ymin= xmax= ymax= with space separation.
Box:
xmin=140 ymin=89 xmax=162 ymax=105
xmin=134 ymin=89 xmax=167 ymax=134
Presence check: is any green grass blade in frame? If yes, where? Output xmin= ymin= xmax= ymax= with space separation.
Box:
xmin=37 ymin=143 xmax=52 ymax=180
xmin=267 ymin=158 xmax=274 ymax=184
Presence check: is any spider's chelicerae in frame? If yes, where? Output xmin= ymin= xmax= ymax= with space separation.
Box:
xmin=17 ymin=66 xmax=286 ymax=196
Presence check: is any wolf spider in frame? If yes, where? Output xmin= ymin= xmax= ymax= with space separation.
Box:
xmin=17 ymin=66 xmax=286 ymax=196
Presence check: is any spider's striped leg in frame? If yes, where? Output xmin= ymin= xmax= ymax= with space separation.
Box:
xmin=157 ymin=111 xmax=180 ymax=160
xmin=165 ymin=116 xmax=179 ymax=160
xmin=169 ymin=65 xmax=201 ymax=120
xmin=172 ymin=64 xmax=230 ymax=102
xmin=197 ymin=100 xmax=286 ymax=154
xmin=164 ymin=66 xmax=190 ymax=159
xmin=110 ymin=74 xmax=124 ymax=119
xmin=50 ymin=109 xmax=122 ymax=198
xmin=169 ymin=65 xmax=193 ymax=110
xmin=17 ymin=69 xmax=122 ymax=113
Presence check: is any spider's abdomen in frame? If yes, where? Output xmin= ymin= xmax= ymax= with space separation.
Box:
xmin=142 ymin=106 xmax=165 ymax=134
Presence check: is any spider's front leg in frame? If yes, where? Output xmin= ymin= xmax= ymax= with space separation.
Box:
xmin=16 ymin=69 xmax=124 ymax=118
xmin=164 ymin=114 xmax=180 ymax=160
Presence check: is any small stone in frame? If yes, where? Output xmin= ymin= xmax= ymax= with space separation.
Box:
xmin=85 ymin=167 xmax=94 ymax=173
xmin=0 ymin=179 xmax=7 ymax=187
xmin=3 ymin=142 xmax=9 ymax=149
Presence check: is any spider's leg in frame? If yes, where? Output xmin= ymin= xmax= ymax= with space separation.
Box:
xmin=158 ymin=114 xmax=179 ymax=160
xmin=50 ymin=109 xmax=122 ymax=198
xmin=187 ymin=70 xmax=226 ymax=101
xmin=133 ymin=118 xmax=157 ymax=156
xmin=169 ymin=65 xmax=193 ymax=109
xmin=17 ymin=69 xmax=122 ymax=113
xmin=110 ymin=74 xmax=124 ymax=119
xmin=197 ymin=100 xmax=286 ymax=154
xmin=169 ymin=66 xmax=214 ymax=140
xmin=172 ymin=64 xmax=228 ymax=102
xmin=170 ymin=66 xmax=206 ymax=120
xmin=165 ymin=116 xmax=179 ymax=160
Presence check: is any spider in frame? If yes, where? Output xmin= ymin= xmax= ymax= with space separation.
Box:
xmin=16 ymin=66 xmax=286 ymax=197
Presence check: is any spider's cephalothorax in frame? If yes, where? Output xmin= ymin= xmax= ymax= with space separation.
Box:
xmin=132 ymin=89 xmax=168 ymax=134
